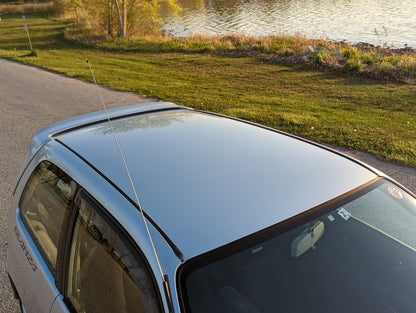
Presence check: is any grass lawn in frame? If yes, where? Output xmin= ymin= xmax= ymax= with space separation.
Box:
xmin=1 ymin=11 xmax=416 ymax=166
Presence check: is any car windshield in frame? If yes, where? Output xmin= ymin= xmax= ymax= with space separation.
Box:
xmin=179 ymin=179 xmax=416 ymax=313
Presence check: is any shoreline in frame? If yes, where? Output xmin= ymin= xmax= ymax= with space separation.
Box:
xmin=64 ymin=26 xmax=416 ymax=82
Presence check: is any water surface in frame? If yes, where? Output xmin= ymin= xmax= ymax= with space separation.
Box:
xmin=160 ymin=0 xmax=416 ymax=48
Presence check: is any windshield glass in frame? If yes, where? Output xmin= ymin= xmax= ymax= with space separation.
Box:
xmin=179 ymin=179 xmax=416 ymax=313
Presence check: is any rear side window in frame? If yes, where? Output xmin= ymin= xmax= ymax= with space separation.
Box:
xmin=20 ymin=161 xmax=76 ymax=273
xmin=66 ymin=190 xmax=162 ymax=313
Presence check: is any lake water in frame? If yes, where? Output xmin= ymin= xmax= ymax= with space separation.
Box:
xmin=159 ymin=0 xmax=416 ymax=48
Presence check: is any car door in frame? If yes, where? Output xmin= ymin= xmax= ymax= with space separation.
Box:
xmin=51 ymin=188 xmax=164 ymax=313
xmin=9 ymin=161 xmax=76 ymax=313
xmin=11 ymin=158 xmax=164 ymax=313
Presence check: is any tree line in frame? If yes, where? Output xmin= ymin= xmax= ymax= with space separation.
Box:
xmin=54 ymin=0 xmax=181 ymax=38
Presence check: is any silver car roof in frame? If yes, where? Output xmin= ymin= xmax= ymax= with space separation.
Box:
xmin=38 ymin=103 xmax=377 ymax=259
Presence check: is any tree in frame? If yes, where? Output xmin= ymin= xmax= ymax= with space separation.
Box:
xmin=55 ymin=0 xmax=180 ymax=38
xmin=113 ymin=0 xmax=126 ymax=37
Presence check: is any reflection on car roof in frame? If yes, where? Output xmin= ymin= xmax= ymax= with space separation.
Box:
xmin=53 ymin=105 xmax=377 ymax=259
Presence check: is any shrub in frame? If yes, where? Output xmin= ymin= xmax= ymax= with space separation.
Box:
xmin=361 ymin=53 xmax=374 ymax=65
xmin=342 ymin=47 xmax=360 ymax=59
xmin=317 ymin=39 xmax=327 ymax=48
xmin=373 ymin=61 xmax=396 ymax=77
xmin=345 ymin=58 xmax=363 ymax=72
xmin=312 ymin=50 xmax=329 ymax=66
xmin=397 ymin=56 xmax=416 ymax=77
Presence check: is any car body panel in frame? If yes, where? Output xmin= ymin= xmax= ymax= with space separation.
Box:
xmin=8 ymin=143 xmax=63 ymax=313
xmin=26 ymin=102 xmax=181 ymax=161
xmin=7 ymin=209 xmax=60 ymax=313
xmin=8 ymin=140 xmax=181 ymax=313
xmin=14 ymin=102 xmax=183 ymax=194
xmin=8 ymin=103 xmax=388 ymax=313
xmin=54 ymin=108 xmax=377 ymax=259
xmin=49 ymin=295 xmax=70 ymax=313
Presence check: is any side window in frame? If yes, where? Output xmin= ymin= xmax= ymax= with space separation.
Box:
xmin=66 ymin=190 xmax=162 ymax=313
xmin=20 ymin=161 xmax=76 ymax=273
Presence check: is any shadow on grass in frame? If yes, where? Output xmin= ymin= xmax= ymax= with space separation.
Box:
xmin=296 ymin=65 xmax=396 ymax=87
xmin=0 ymin=12 xmax=72 ymax=51
xmin=19 ymin=49 xmax=38 ymax=57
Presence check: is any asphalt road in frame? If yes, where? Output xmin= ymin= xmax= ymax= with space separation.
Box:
xmin=0 ymin=58 xmax=155 ymax=312
xmin=1 ymin=58 xmax=415 ymax=312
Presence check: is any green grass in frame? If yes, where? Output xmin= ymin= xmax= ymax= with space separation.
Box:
xmin=0 ymin=2 xmax=54 ymax=14
xmin=1 ymin=12 xmax=416 ymax=166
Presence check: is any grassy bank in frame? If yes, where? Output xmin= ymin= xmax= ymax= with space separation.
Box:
xmin=1 ymin=12 xmax=416 ymax=166
xmin=65 ymin=27 xmax=416 ymax=82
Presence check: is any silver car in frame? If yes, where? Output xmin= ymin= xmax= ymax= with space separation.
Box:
xmin=7 ymin=102 xmax=416 ymax=313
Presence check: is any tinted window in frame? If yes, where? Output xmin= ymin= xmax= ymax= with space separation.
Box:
xmin=66 ymin=190 xmax=161 ymax=313
xmin=20 ymin=161 xmax=76 ymax=273
xmin=181 ymin=180 xmax=416 ymax=313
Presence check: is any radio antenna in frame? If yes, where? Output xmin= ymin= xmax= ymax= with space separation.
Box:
xmin=87 ymin=60 xmax=174 ymax=312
